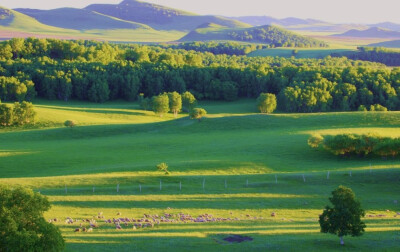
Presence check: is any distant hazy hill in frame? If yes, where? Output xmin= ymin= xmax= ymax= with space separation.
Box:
xmin=233 ymin=16 xmax=324 ymax=27
xmin=15 ymin=7 xmax=152 ymax=30
xmin=180 ymin=24 xmax=328 ymax=47
xmin=334 ymin=27 xmax=400 ymax=38
xmin=85 ymin=0 xmax=251 ymax=31
xmin=231 ymin=16 xmax=370 ymax=33
xmin=370 ymin=22 xmax=400 ymax=32
xmin=369 ymin=40 xmax=400 ymax=48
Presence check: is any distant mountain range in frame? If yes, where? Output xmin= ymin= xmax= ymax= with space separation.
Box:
xmin=334 ymin=27 xmax=400 ymax=38
xmin=1 ymin=0 xmax=400 ymax=45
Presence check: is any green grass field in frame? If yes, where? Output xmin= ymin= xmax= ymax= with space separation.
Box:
xmin=0 ymin=100 xmax=399 ymax=251
xmin=248 ymin=48 xmax=356 ymax=58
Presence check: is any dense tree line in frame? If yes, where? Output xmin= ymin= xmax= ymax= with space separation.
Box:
xmin=332 ymin=47 xmax=400 ymax=67
xmin=308 ymin=133 xmax=400 ymax=158
xmin=169 ymin=42 xmax=266 ymax=56
xmin=0 ymin=101 xmax=36 ymax=126
xmin=228 ymin=26 xmax=328 ymax=48
xmin=0 ymin=38 xmax=399 ymax=113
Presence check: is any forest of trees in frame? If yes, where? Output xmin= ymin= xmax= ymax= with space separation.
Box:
xmin=0 ymin=38 xmax=399 ymax=113
xmin=228 ymin=26 xmax=329 ymax=48
xmin=332 ymin=47 xmax=400 ymax=67
xmin=170 ymin=42 xmax=266 ymax=56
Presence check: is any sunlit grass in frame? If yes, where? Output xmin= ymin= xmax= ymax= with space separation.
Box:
xmin=1 ymin=99 xmax=399 ymax=250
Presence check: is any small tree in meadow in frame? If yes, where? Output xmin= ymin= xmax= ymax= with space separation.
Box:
xmin=182 ymin=91 xmax=197 ymax=112
xmin=152 ymin=93 xmax=169 ymax=117
xmin=319 ymin=186 xmax=366 ymax=245
xmin=257 ymin=93 xmax=277 ymax=114
xmin=168 ymin=91 xmax=182 ymax=117
xmin=64 ymin=120 xmax=77 ymax=128
xmin=190 ymin=108 xmax=207 ymax=122
xmin=156 ymin=162 xmax=169 ymax=175
xmin=308 ymin=135 xmax=324 ymax=148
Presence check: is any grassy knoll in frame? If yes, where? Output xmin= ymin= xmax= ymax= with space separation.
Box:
xmin=248 ymin=48 xmax=355 ymax=58
xmin=0 ymin=100 xmax=399 ymax=251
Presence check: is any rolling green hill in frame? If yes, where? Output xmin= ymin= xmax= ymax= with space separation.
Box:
xmin=14 ymin=7 xmax=152 ymax=30
xmin=248 ymin=48 xmax=355 ymax=58
xmin=180 ymin=24 xmax=328 ymax=47
xmin=0 ymin=100 xmax=399 ymax=251
xmin=0 ymin=7 xmax=80 ymax=34
xmin=0 ymin=6 xmax=185 ymax=42
xmin=85 ymin=0 xmax=251 ymax=31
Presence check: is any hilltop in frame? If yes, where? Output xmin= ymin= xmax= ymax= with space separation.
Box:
xmin=14 ymin=7 xmax=152 ymax=30
xmin=85 ymin=0 xmax=251 ymax=31
xmin=334 ymin=27 xmax=400 ymax=38
xmin=180 ymin=24 xmax=328 ymax=47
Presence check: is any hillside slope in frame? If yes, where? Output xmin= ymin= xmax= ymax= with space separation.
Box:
xmin=369 ymin=39 xmax=400 ymax=48
xmin=334 ymin=27 xmax=400 ymax=38
xmin=180 ymin=24 xmax=328 ymax=47
xmin=0 ymin=7 xmax=79 ymax=34
xmin=14 ymin=7 xmax=152 ymax=30
xmin=85 ymin=0 xmax=251 ymax=31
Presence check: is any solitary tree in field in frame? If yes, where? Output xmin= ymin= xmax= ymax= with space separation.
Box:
xmin=182 ymin=91 xmax=197 ymax=112
xmin=319 ymin=186 xmax=366 ymax=245
xmin=168 ymin=91 xmax=182 ymax=117
xmin=152 ymin=93 xmax=169 ymax=117
xmin=190 ymin=108 xmax=207 ymax=122
xmin=156 ymin=162 xmax=169 ymax=175
xmin=0 ymin=186 xmax=65 ymax=251
xmin=64 ymin=120 xmax=77 ymax=128
xmin=257 ymin=93 xmax=277 ymax=114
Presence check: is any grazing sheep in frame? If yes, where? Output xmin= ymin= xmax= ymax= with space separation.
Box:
xmin=271 ymin=212 xmax=276 ymax=217
xmin=74 ymin=228 xmax=80 ymax=232
xmin=87 ymin=228 xmax=93 ymax=232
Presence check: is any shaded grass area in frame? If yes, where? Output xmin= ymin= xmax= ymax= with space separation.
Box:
xmin=0 ymin=100 xmax=399 ymax=250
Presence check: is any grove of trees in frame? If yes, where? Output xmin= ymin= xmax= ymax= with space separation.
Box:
xmin=0 ymin=38 xmax=399 ymax=114
xmin=308 ymin=133 xmax=400 ymax=158
xmin=0 ymin=101 xmax=36 ymax=126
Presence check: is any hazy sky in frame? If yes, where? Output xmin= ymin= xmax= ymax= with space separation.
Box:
xmin=1 ymin=0 xmax=400 ymax=24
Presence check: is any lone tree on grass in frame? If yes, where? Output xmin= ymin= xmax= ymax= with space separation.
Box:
xmin=64 ymin=120 xmax=77 ymax=128
xmin=190 ymin=108 xmax=207 ymax=121
xmin=156 ymin=162 xmax=169 ymax=175
xmin=319 ymin=186 xmax=366 ymax=245
xmin=257 ymin=93 xmax=277 ymax=114
xmin=0 ymin=186 xmax=65 ymax=251
xmin=152 ymin=93 xmax=169 ymax=117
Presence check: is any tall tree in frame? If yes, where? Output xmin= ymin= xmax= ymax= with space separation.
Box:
xmin=319 ymin=186 xmax=366 ymax=245
xmin=152 ymin=93 xmax=169 ymax=117
xmin=168 ymin=91 xmax=182 ymax=117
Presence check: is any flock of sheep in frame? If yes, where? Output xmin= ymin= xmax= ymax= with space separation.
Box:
xmin=53 ymin=210 xmax=277 ymax=232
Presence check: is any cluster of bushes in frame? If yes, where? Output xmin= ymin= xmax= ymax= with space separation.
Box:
xmin=0 ymin=38 xmax=399 ymax=114
xmin=0 ymin=101 xmax=36 ymax=126
xmin=358 ymin=104 xmax=388 ymax=111
xmin=308 ymin=133 xmax=400 ymax=157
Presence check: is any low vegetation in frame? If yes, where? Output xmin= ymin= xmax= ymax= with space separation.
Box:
xmin=308 ymin=133 xmax=400 ymax=157
xmin=0 ymin=101 xmax=35 ymax=126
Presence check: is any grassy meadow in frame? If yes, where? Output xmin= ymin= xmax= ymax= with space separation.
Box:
xmin=0 ymin=100 xmax=399 ymax=251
